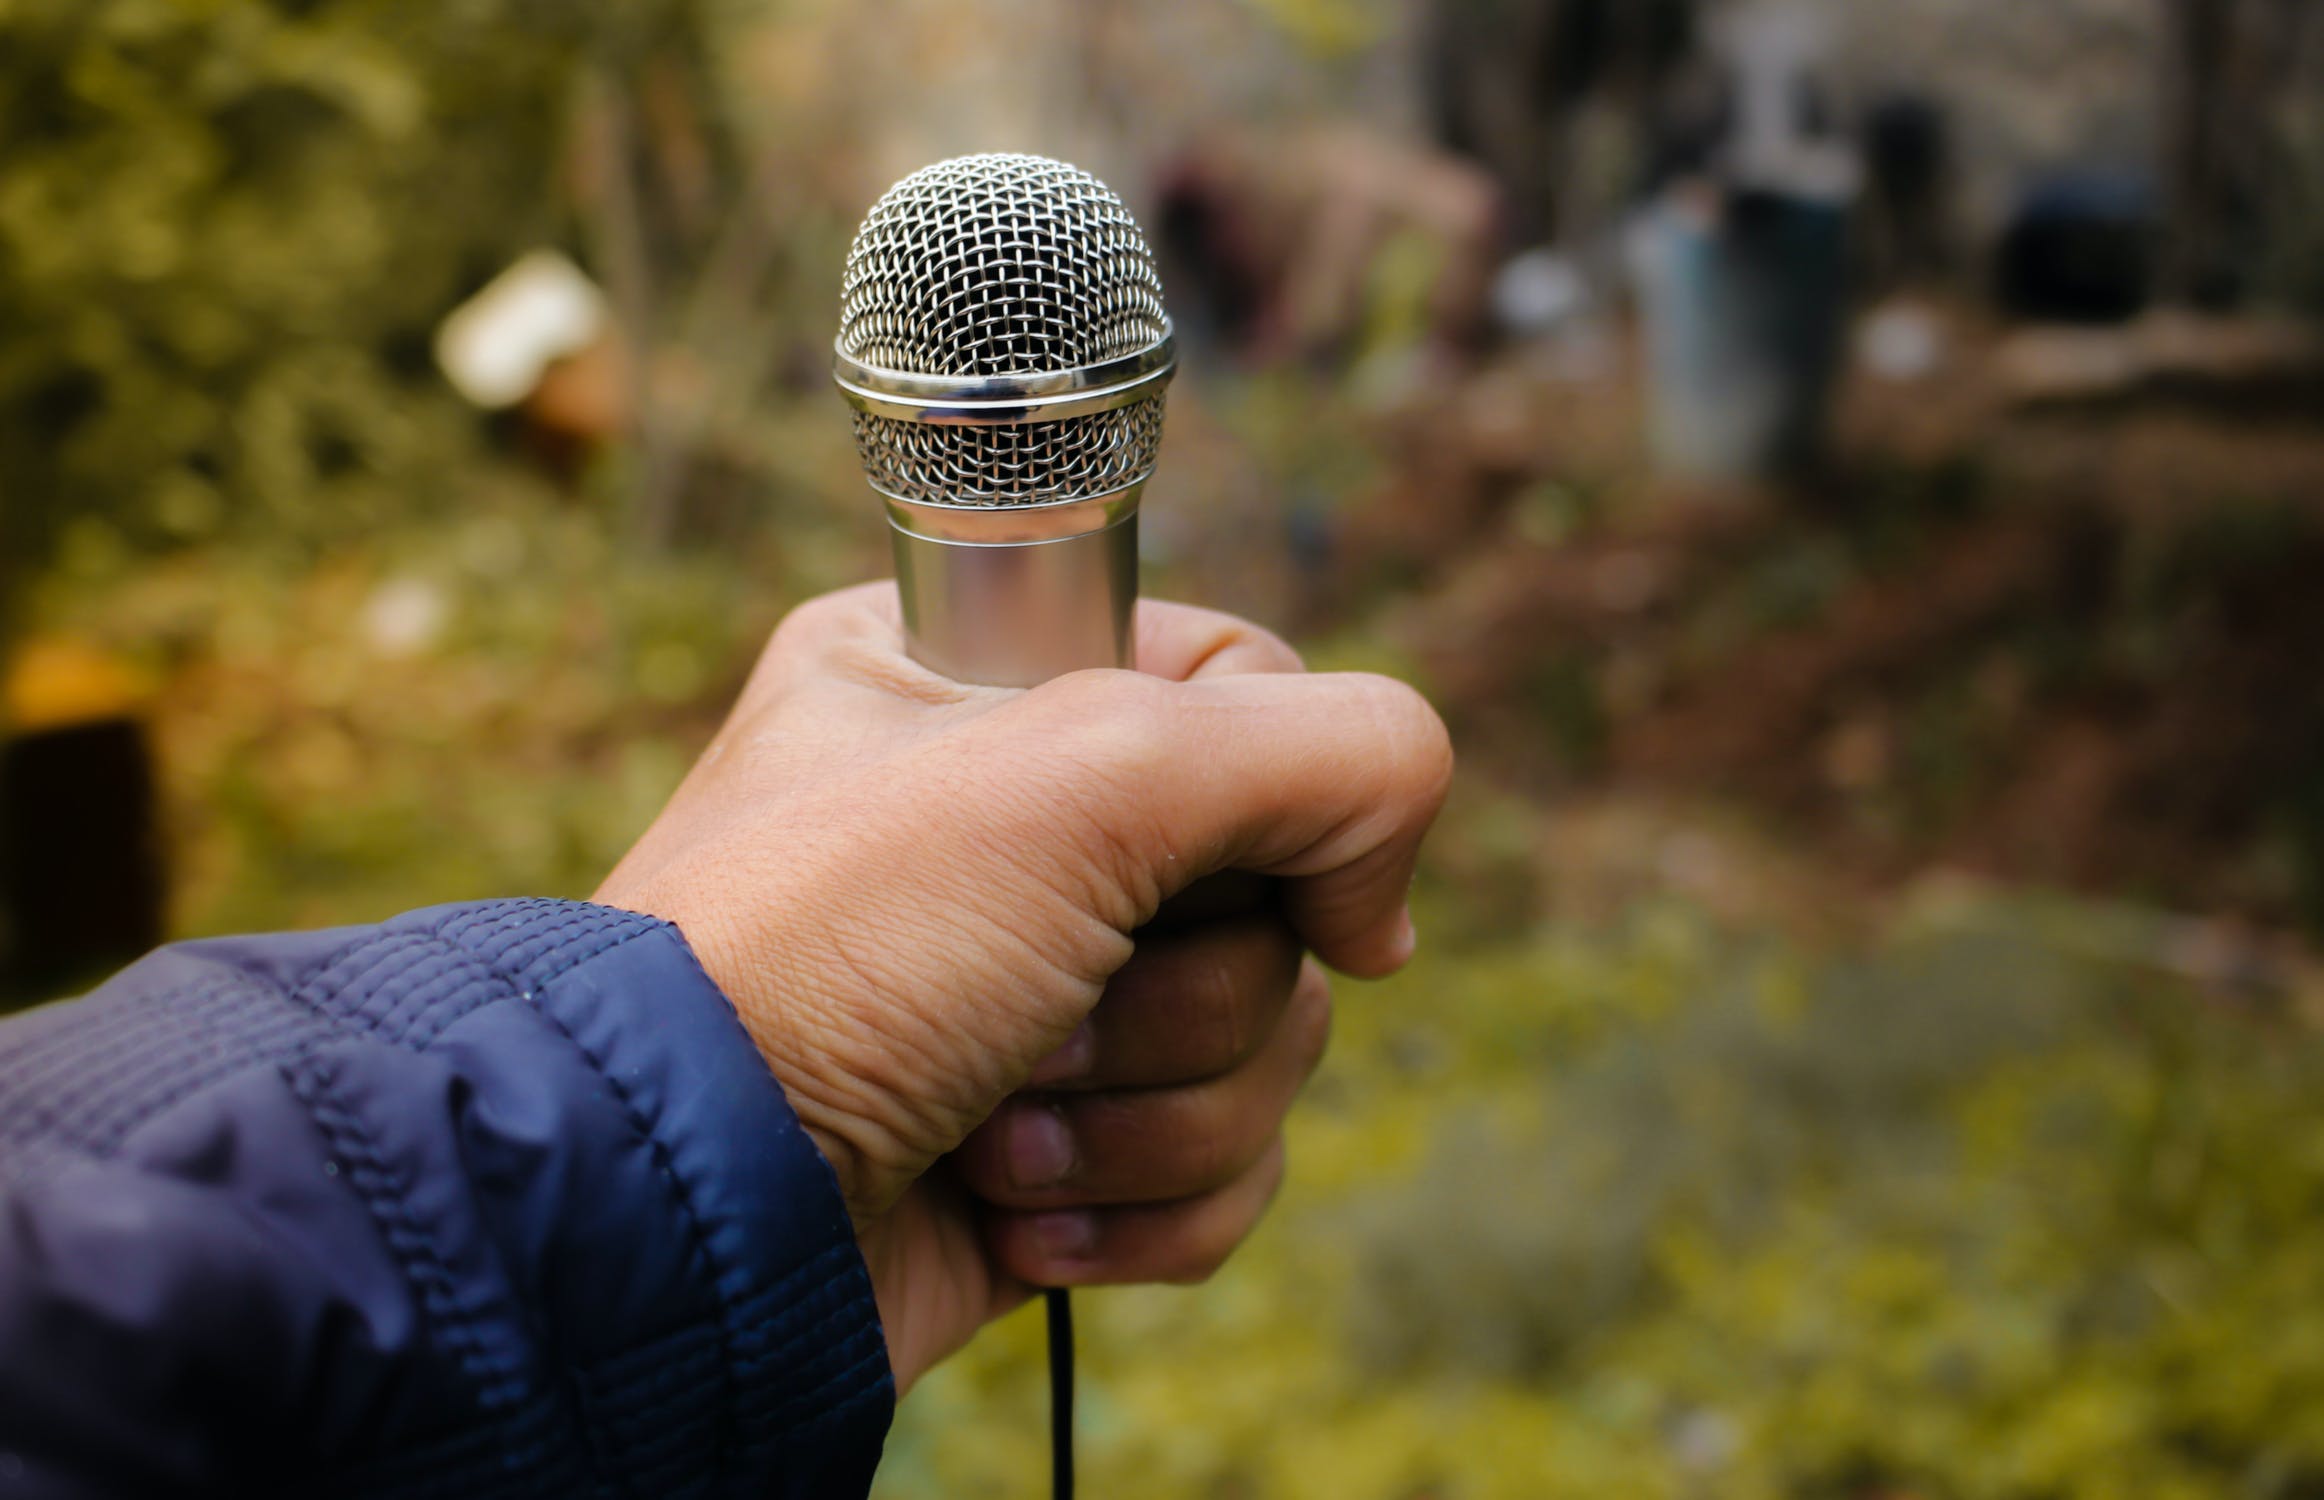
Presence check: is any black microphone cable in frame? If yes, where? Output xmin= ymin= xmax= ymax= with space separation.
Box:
xmin=1046 ymin=1286 xmax=1075 ymax=1499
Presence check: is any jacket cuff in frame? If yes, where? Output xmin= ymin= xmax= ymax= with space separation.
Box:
xmin=378 ymin=899 xmax=894 ymax=1495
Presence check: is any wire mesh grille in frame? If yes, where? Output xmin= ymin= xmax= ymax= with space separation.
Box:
xmin=840 ymin=153 xmax=1169 ymax=507
xmin=840 ymin=153 xmax=1167 ymax=377
xmin=852 ymin=398 xmax=1167 ymax=507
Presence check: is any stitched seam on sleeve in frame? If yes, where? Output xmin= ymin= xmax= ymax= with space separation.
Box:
xmin=437 ymin=899 xmax=575 ymax=955
xmin=780 ymin=1358 xmax=887 ymax=1423
xmin=748 ymin=1274 xmax=875 ymax=1370
xmin=730 ymin=1240 xmax=860 ymax=1323
xmin=0 ymin=974 xmax=234 ymax=1148
xmin=555 ymin=916 xmax=890 ymax=1444
xmin=372 ymin=921 xmax=655 ymax=1060
xmin=438 ymin=901 xmax=640 ymax=982
xmin=329 ymin=1279 xmax=888 ymax=1488
xmin=427 ymin=924 xmax=741 ymax=1476
xmin=648 ymin=916 xmax=753 ymax=1033
xmin=754 ymin=1344 xmax=891 ymax=1427
xmin=1 ymin=976 xmax=350 ymax=1191
xmin=517 ymin=923 xmax=658 ymax=991
xmin=299 ymin=935 xmax=444 ymax=1027
xmin=280 ymin=1053 xmax=528 ymax=1414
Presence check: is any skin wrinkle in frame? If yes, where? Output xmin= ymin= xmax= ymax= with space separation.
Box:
xmin=1156 ymin=689 xmax=1360 ymax=866
xmin=827 ymin=641 xmax=983 ymax=711
xmin=807 ymin=937 xmax=970 ymax=1129
xmin=837 ymin=760 xmax=1135 ymax=1012
xmin=928 ymin=742 xmax=1165 ymax=964
xmin=750 ymin=816 xmax=1125 ymax=1210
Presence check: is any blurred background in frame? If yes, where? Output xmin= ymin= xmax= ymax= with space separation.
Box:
xmin=6 ymin=0 xmax=2324 ymax=1493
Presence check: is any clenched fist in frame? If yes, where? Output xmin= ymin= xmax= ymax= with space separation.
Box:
xmin=598 ymin=584 xmax=1452 ymax=1391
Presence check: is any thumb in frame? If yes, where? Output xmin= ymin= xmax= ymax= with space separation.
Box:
xmin=1012 ymin=668 xmax=1453 ymax=977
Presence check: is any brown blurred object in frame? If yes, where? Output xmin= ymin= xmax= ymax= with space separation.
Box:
xmin=2159 ymin=0 xmax=2321 ymax=306
xmin=1995 ymin=310 xmax=2324 ymax=409
xmin=1 ymin=640 xmax=165 ymax=995
xmin=523 ymin=335 xmax=632 ymax=479
xmin=1158 ymin=125 xmax=1502 ymax=363
xmin=1339 ymin=290 xmax=2324 ymax=929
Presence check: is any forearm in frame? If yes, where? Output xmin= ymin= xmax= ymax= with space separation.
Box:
xmin=0 ymin=899 xmax=892 ymax=1497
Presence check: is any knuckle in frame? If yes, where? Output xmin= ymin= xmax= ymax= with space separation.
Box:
xmin=1034 ymin=672 xmax=1178 ymax=773
xmin=1347 ymin=674 xmax=1456 ymax=809
xmin=1019 ymin=674 xmax=1188 ymax=899
xmin=1188 ymin=947 xmax=1260 ymax=1070
xmin=1158 ymin=602 xmax=1305 ymax=678
xmin=1255 ymin=674 xmax=1454 ymax=858
xmin=1177 ymin=1121 xmax=1240 ymax=1193
xmin=759 ymin=587 xmax=912 ymax=691
xmin=1238 ymin=622 xmax=1305 ymax=675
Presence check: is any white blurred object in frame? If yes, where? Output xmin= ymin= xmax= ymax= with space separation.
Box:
xmin=1494 ymin=249 xmax=1620 ymax=382
xmin=1710 ymin=2 xmax=1861 ymax=201
xmin=361 ymin=576 xmax=450 ymax=657
xmin=1857 ymin=300 xmax=1946 ymax=382
xmin=1491 ymin=249 xmax=1589 ymax=339
xmin=435 ymin=251 xmax=609 ymax=410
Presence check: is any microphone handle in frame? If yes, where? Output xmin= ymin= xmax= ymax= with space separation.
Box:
xmin=889 ymin=482 xmax=1139 ymax=1500
xmin=886 ymin=486 xmax=1143 ymax=686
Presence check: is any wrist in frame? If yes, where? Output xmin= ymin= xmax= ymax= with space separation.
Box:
xmin=609 ymin=889 xmax=900 ymax=1228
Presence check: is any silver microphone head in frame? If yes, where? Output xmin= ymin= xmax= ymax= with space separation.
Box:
xmin=835 ymin=153 xmax=1174 ymax=509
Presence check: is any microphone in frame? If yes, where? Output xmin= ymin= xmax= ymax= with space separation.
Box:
xmin=833 ymin=153 xmax=1175 ymax=687
xmin=833 ymin=152 xmax=1178 ymax=1498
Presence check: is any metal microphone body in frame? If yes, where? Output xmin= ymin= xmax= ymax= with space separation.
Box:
xmin=833 ymin=153 xmax=1175 ymax=687
xmin=883 ymin=487 xmax=1141 ymax=684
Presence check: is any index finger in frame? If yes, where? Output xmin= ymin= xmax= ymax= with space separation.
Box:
xmin=1134 ymin=601 xmax=1304 ymax=682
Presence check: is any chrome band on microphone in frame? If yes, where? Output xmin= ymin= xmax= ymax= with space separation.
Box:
xmin=833 ymin=334 xmax=1177 ymax=424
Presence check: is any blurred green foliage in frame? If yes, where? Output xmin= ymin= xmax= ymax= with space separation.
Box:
xmin=0 ymin=0 xmax=706 ymax=581
xmin=885 ymin=894 xmax=2324 ymax=1499
xmin=26 ymin=454 xmax=872 ymax=939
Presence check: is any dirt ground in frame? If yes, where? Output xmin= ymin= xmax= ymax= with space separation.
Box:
xmin=1307 ymin=311 xmax=2324 ymax=941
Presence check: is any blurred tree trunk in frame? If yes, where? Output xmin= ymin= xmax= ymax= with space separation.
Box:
xmin=2158 ymin=0 xmax=2310 ymax=306
xmin=1422 ymin=0 xmax=1694 ymax=248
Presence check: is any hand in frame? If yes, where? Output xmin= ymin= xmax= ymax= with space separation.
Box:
xmin=596 ymin=584 xmax=1452 ymax=1391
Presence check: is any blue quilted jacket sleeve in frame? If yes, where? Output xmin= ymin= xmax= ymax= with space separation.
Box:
xmin=0 ymin=899 xmax=894 ymax=1498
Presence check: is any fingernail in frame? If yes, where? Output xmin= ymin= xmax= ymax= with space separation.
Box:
xmin=1026 ymin=1022 xmax=1096 ymax=1087
xmin=1030 ymin=1210 xmax=1099 ymax=1261
xmin=1007 ymin=1103 xmax=1077 ymax=1190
